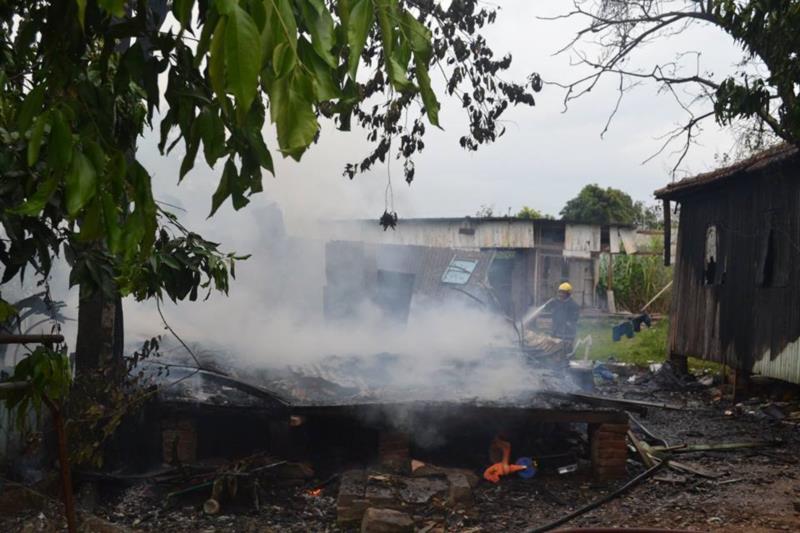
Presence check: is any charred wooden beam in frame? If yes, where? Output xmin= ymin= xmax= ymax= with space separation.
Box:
xmin=542 ymin=391 xmax=686 ymax=415
xmin=0 ymin=334 xmax=64 ymax=345
xmin=292 ymin=401 xmax=629 ymax=424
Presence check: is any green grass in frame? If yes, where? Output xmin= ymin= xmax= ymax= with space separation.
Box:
xmin=576 ymin=317 xmax=722 ymax=373
xmin=576 ymin=318 xmax=668 ymax=366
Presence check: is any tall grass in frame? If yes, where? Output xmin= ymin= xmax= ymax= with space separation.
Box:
xmin=598 ymin=237 xmax=673 ymax=313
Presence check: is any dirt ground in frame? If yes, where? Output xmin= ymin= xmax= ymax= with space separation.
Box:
xmin=3 ymin=369 xmax=800 ymax=532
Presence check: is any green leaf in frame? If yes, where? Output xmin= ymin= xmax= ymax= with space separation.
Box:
xmin=83 ymin=140 xmax=107 ymax=176
xmin=0 ymin=299 xmax=17 ymax=323
xmin=210 ymin=158 xmax=234 ymax=216
xmin=400 ymin=10 xmax=432 ymax=57
xmin=101 ymin=191 xmax=122 ymax=253
xmin=267 ymin=66 xmax=319 ymax=160
xmin=298 ymin=38 xmax=339 ymax=101
xmin=98 ymin=0 xmax=126 ymax=17
xmin=161 ymin=255 xmax=182 ymax=270
xmin=373 ymin=0 xmax=411 ymax=90
xmin=9 ymin=175 xmax=59 ymax=216
xmin=395 ymin=34 xmax=412 ymax=74
xmin=373 ymin=0 xmax=395 ymax=55
xmin=415 ymin=56 xmax=440 ymax=127
xmin=27 ymin=112 xmax=49 ymax=166
xmin=195 ymin=10 xmax=219 ymax=64
xmin=244 ymin=103 xmax=274 ymax=173
xmin=225 ymin=5 xmax=263 ymax=116
xmin=337 ymin=0 xmax=352 ymax=45
xmin=198 ymin=108 xmax=226 ymax=166
xmin=78 ymin=199 xmax=104 ymax=241
xmin=75 ymin=0 xmax=87 ymax=29
xmin=297 ymin=0 xmax=337 ymax=67
xmin=347 ymin=0 xmax=374 ymax=79
xmin=107 ymin=151 xmax=126 ymax=199
xmin=399 ymin=11 xmax=438 ymax=124
xmin=172 ymin=0 xmax=194 ymax=29
xmin=215 ymin=0 xmax=236 ymax=15
xmin=263 ymin=0 xmax=297 ymax=60
xmin=180 ymin=123 xmax=201 ymax=180
xmin=273 ymin=41 xmax=297 ymax=77
xmin=387 ymin=54 xmax=413 ymax=91
xmin=209 ymin=17 xmax=228 ymax=105
xmin=65 ymin=150 xmax=97 ymax=217
xmin=130 ymin=163 xmax=158 ymax=256
xmin=17 ymin=85 xmax=45 ymax=133
xmin=47 ymin=110 xmax=73 ymax=172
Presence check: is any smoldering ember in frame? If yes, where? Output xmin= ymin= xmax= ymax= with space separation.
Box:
xmin=2 ymin=2 xmax=800 ymax=533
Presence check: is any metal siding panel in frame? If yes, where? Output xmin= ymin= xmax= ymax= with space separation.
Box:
xmin=752 ymin=339 xmax=800 ymax=384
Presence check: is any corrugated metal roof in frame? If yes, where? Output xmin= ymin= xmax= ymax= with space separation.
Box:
xmin=655 ymin=143 xmax=799 ymax=200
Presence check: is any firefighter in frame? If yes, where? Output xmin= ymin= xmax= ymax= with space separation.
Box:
xmin=545 ymin=282 xmax=580 ymax=344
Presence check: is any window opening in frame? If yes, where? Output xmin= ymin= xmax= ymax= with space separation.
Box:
xmin=757 ymin=210 xmax=788 ymax=288
xmin=704 ymin=225 xmax=722 ymax=286
xmin=442 ymin=258 xmax=478 ymax=285
xmin=375 ymin=270 xmax=415 ymax=323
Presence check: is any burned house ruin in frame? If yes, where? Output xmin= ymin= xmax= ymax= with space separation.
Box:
xmin=323 ymin=217 xmax=655 ymax=322
xmin=656 ymin=143 xmax=800 ymax=384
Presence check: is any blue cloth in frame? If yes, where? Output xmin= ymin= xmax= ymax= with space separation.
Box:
xmin=612 ymin=321 xmax=634 ymax=341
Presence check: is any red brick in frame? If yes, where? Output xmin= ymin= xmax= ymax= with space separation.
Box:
xmin=162 ymin=418 xmax=196 ymax=464
xmin=592 ymin=432 xmax=627 ymax=444
xmin=592 ymin=448 xmax=629 ymax=461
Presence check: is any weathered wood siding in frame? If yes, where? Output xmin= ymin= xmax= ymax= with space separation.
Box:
xmin=668 ymin=158 xmax=800 ymax=382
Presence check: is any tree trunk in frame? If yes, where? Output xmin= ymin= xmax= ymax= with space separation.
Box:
xmin=75 ymin=286 xmax=124 ymax=375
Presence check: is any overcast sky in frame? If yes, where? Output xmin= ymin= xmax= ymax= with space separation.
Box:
xmin=140 ymin=0 xmax=745 ymax=239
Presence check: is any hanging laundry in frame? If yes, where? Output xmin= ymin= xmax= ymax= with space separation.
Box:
xmin=612 ymin=320 xmax=635 ymax=342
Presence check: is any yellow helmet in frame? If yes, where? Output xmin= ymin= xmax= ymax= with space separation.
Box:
xmin=558 ymin=282 xmax=573 ymax=293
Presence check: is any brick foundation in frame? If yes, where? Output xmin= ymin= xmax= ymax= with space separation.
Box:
xmin=589 ymin=420 xmax=629 ymax=479
xmin=162 ymin=418 xmax=197 ymax=464
xmin=378 ymin=431 xmax=410 ymax=474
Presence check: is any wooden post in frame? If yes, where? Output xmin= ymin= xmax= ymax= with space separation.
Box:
xmin=732 ymin=367 xmax=751 ymax=403
xmin=42 ymin=396 xmax=77 ymax=533
xmin=669 ymin=352 xmax=689 ymax=375
xmin=606 ymin=253 xmax=616 ymax=313
xmin=663 ymin=199 xmax=671 ymax=266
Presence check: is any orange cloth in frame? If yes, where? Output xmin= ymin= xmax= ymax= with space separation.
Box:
xmin=483 ymin=437 xmax=525 ymax=483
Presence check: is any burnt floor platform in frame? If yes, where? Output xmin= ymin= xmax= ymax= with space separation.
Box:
xmin=143 ymin=364 xmax=631 ymax=480
xmin=282 ymin=401 xmax=630 ymax=479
